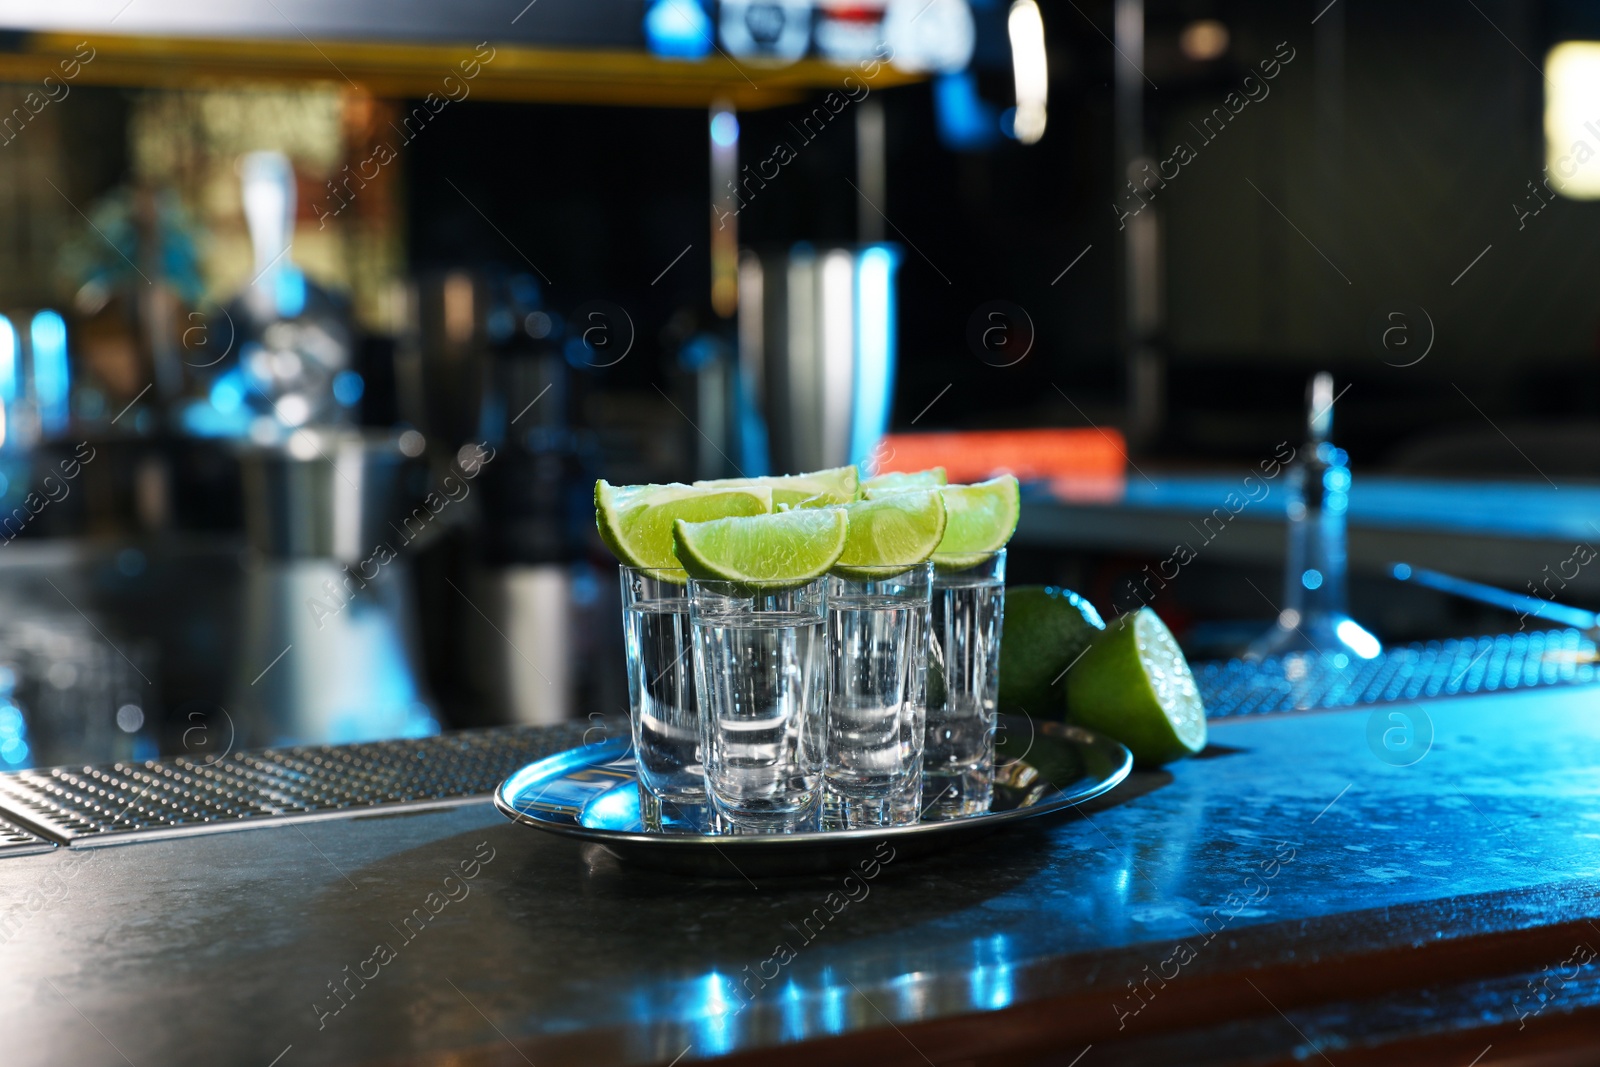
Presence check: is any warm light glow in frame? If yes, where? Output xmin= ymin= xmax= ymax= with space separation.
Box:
xmin=1007 ymin=0 xmax=1048 ymax=144
xmin=1179 ymin=19 xmax=1229 ymax=62
xmin=1544 ymin=42 xmax=1600 ymax=198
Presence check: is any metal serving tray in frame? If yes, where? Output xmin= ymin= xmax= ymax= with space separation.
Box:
xmin=493 ymin=716 xmax=1132 ymax=877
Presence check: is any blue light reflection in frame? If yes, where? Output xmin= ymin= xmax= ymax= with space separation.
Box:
xmin=850 ymin=244 xmax=898 ymax=469
xmin=0 ymin=314 xmax=17 ymax=405
xmin=647 ymin=0 xmax=714 ymax=60
xmin=30 ymin=310 xmax=69 ymax=435
xmin=274 ymin=265 xmax=307 ymax=318
xmin=692 ymin=972 xmax=737 ymax=1056
xmin=970 ymin=934 xmax=1015 ymax=1011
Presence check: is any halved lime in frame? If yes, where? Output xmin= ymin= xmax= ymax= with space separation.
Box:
xmin=695 ymin=466 xmax=859 ymax=509
xmin=921 ymin=475 xmax=1021 ymax=570
xmin=594 ymin=480 xmax=772 ymax=570
xmin=861 ymin=467 xmax=948 ymax=493
xmin=831 ymin=490 xmax=947 ymax=582
xmin=1064 ymin=608 xmax=1207 ymax=767
xmin=672 ymin=509 xmax=848 ymax=591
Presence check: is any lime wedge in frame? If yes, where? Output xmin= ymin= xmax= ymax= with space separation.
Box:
xmin=1064 ymin=608 xmax=1207 ymax=767
xmin=672 ymin=509 xmax=848 ymax=591
xmin=919 ymin=475 xmax=1021 ymax=570
xmin=695 ymin=466 xmax=859 ymax=509
xmin=861 ymin=467 xmax=947 ymax=493
xmin=831 ymin=490 xmax=947 ymax=582
xmin=594 ymin=480 xmax=771 ymax=570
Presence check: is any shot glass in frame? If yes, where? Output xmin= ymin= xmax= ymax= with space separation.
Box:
xmin=923 ymin=549 xmax=1005 ymax=819
xmin=620 ymin=566 xmax=711 ymax=831
xmin=689 ymin=578 xmax=829 ymax=833
xmin=823 ymin=564 xmax=932 ymax=829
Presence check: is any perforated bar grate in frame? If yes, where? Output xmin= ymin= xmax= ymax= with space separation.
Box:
xmin=0 ymin=813 xmax=54 ymax=856
xmin=1197 ymin=628 xmax=1599 ymax=718
xmin=0 ymin=721 xmax=598 ymax=847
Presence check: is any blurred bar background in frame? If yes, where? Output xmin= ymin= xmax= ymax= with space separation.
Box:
xmin=0 ymin=0 xmax=1597 ymax=767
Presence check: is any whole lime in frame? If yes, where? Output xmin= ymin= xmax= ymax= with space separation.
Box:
xmin=997 ymin=585 xmax=1105 ymax=716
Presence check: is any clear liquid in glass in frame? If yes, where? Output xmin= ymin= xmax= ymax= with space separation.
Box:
xmin=924 ymin=552 xmax=1005 ymax=819
xmin=621 ymin=569 xmax=709 ymax=831
xmin=824 ymin=572 xmax=929 ymax=828
xmin=693 ymin=586 xmax=828 ymax=834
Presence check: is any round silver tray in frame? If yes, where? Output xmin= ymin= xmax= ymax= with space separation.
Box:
xmin=494 ymin=716 xmax=1133 ymax=877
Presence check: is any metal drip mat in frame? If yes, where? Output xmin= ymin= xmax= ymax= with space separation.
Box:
xmin=0 ymin=813 xmax=55 ymax=856
xmin=1198 ymin=628 xmax=1599 ymax=718
xmin=0 ymin=721 xmax=596 ymax=847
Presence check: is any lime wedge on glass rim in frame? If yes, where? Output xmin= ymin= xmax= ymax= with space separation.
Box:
xmin=695 ymin=466 xmax=859 ymax=509
xmin=830 ymin=490 xmax=947 ymax=582
xmin=861 ymin=467 xmax=948 ymax=493
xmin=672 ymin=509 xmax=848 ymax=592
xmin=1064 ymin=607 xmax=1207 ymax=767
xmin=874 ymin=474 xmax=1020 ymax=570
xmin=594 ymin=480 xmax=771 ymax=572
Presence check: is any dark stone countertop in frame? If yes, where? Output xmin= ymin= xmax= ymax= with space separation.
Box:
xmin=5 ymin=684 xmax=1600 ymax=1066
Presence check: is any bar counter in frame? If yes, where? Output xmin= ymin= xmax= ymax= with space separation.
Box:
xmin=5 ymin=684 xmax=1600 ymax=1066
xmin=1017 ymin=477 xmax=1600 ymax=595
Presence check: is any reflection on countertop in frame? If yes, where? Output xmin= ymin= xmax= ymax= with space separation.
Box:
xmin=1 ymin=683 xmax=1597 ymax=1064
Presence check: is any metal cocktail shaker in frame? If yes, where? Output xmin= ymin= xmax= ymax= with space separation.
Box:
xmin=736 ymin=243 xmax=900 ymax=474
xmin=231 ymin=429 xmax=438 ymax=746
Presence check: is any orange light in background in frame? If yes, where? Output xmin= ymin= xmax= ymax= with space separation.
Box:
xmin=875 ymin=427 xmax=1128 ymax=485
xmin=1179 ymin=19 xmax=1230 ymax=62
